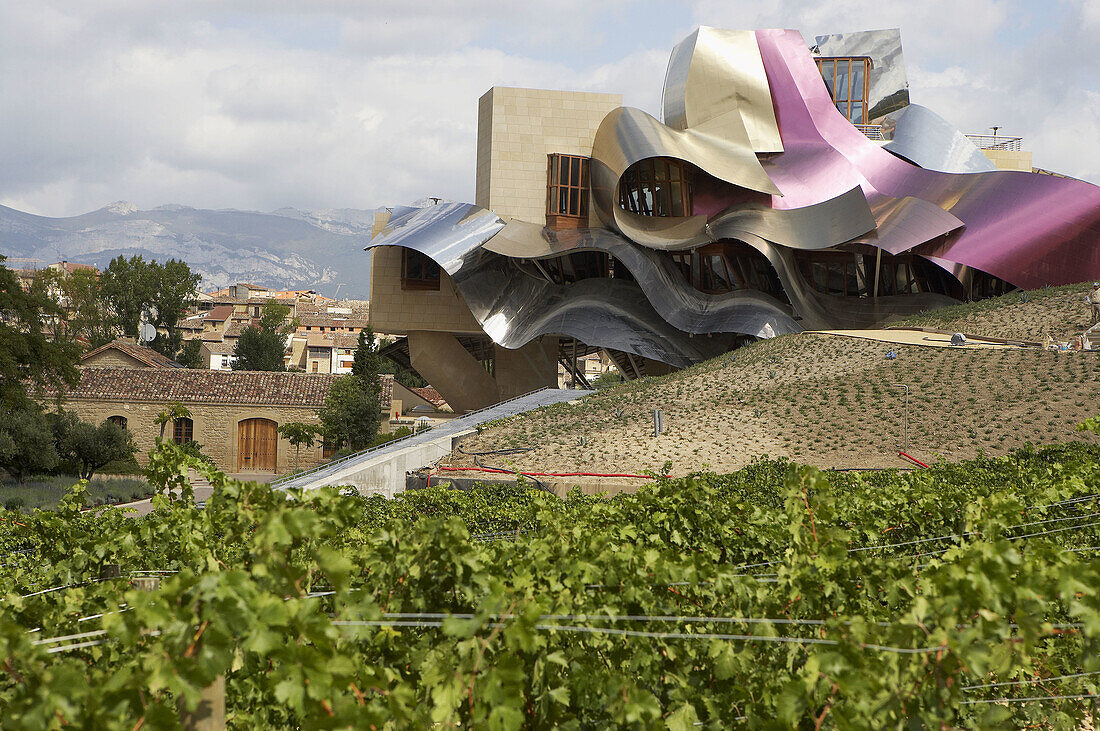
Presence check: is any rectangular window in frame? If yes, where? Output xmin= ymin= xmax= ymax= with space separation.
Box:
xmin=546 ymin=154 xmax=590 ymax=228
xmin=815 ymin=56 xmax=872 ymax=124
xmin=173 ymin=417 xmax=194 ymax=444
xmin=401 ymin=248 xmax=440 ymax=291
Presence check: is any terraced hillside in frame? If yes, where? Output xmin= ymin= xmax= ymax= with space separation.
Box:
xmin=441 ymin=283 xmax=1100 ymax=479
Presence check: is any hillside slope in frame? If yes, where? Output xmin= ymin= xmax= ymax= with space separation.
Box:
xmin=443 ymin=283 xmax=1100 ymax=477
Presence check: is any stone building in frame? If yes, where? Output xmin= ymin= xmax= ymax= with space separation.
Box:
xmin=53 ymin=369 xmax=394 ymax=475
xmin=81 ymin=339 xmax=184 ymax=369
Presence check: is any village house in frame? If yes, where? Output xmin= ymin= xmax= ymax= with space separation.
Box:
xmin=56 ymin=348 xmax=445 ymax=474
xmin=81 ymin=339 xmax=184 ymax=369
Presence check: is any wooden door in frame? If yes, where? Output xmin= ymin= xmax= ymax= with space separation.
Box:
xmin=238 ymin=418 xmax=278 ymax=472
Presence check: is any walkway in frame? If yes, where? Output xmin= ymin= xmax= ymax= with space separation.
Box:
xmin=808 ymin=327 xmax=1041 ymax=350
xmin=271 ymin=388 xmax=593 ymax=495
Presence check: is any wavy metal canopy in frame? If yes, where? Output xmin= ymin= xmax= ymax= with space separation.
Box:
xmin=367 ymin=25 xmax=1100 ymax=371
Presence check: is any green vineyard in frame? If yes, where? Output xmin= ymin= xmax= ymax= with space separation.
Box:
xmin=1 ymin=442 xmax=1098 ymax=728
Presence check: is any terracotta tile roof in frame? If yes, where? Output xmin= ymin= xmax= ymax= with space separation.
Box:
xmin=411 ymin=386 xmax=448 ymax=409
xmin=306 ymin=333 xmax=336 ymax=348
xmin=81 ymin=340 xmax=184 ymax=368
xmin=57 ymin=367 xmax=393 ymax=409
xmin=204 ymin=305 xmax=235 ymax=321
xmin=334 ymin=333 xmax=360 ymax=349
xmin=201 ymin=341 xmax=237 ymax=355
xmin=297 ymin=315 xmax=369 ymax=328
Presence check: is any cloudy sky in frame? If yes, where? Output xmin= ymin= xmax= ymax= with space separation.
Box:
xmin=2 ymin=0 xmax=1097 ymax=217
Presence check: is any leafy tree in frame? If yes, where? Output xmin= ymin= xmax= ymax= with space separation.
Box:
xmin=277 ymin=422 xmax=323 ymax=470
xmin=51 ymin=411 xmax=136 ymax=480
xmin=374 ymin=334 xmax=428 ymax=390
xmin=153 ymin=401 xmax=193 ymax=440
xmin=318 ymin=376 xmax=380 ymax=452
xmin=232 ymin=302 xmax=292 ymax=372
xmin=0 ymin=403 xmax=59 ymax=483
xmin=590 ymin=370 xmax=623 ymax=390
xmin=0 ymin=258 xmax=81 ymax=410
xmin=98 ymin=255 xmax=201 ymax=357
xmin=318 ymin=329 xmax=384 ymax=451
xmin=176 ymin=339 xmax=204 ymax=369
xmin=351 ymin=327 xmax=383 ymax=397
xmin=58 ymin=267 xmax=116 ymax=348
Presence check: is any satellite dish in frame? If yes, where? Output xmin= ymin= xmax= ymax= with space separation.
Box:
xmin=139 ymin=322 xmax=157 ymax=344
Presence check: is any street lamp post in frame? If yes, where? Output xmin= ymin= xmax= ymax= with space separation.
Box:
xmin=891 ymin=383 xmax=909 ymax=452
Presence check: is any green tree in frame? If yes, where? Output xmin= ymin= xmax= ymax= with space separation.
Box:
xmin=98 ymin=255 xmax=201 ymax=357
xmin=154 ymin=401 xmax=192 ymax=440
xmin=277 ymin=422 xmax=322 ymax=470
xmin=59 ymin=267 xmax=116 ymax=348
xmin=351 ymin=327 xmax=383 ymax=397
xmin=232 ymin=302 xmax=292 ymax=372
xmin=51 ymin=411 xmax=136 ymax=480
xmin=0 ymin=258 xmax=81 ymax=410
xmin=176 ymin=339 xmax=204 ymax=369
xmin=0 ymin=403 xmax=59 ymax=483
xmin=318 ymin=376 xmax=380 ymax=452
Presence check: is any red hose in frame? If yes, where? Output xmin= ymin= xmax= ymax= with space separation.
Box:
xmin=897 ymin=451 xmax=930 ymax=468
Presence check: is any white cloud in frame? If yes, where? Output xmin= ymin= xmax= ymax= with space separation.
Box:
xmin=0 ymin=0 xmax=1096 ymax=218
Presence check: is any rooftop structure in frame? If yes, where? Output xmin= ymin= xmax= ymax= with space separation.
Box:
xmin=367 ymin=27 xmax=1100 ymax=410
xmin=81 ymin=339 xmax=184 ymax=369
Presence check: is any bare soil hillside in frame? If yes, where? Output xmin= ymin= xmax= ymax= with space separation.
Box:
xmin=440 ymin=283 xmax=1100 ymax=478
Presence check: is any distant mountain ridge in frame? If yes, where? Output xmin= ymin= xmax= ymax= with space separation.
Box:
xmin=0 ymin=201 xmax=393 ymax=298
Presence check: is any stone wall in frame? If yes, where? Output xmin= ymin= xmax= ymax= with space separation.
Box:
xmin=61 ymin=398 xmax=328 ymax=475
xmin=474 ymin=87 xmax=622 ymax=226
xmin=368 ymin=246 xmax=483 ymax=336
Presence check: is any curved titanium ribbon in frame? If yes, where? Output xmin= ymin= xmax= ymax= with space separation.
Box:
xmin=755 ymin=28 xmax=1100 ymax=289
xmin=366 ymin=25 xmax=1100 ymax=375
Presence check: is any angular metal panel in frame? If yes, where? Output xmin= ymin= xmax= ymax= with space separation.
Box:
xmin=814 ymin=28 xmax=910 ymax=121
xmin=663 ymin=27 xmax=783 ymax=152
xmin=757 ymin=28 xmax=1100 ymax=288
xmin=708 ymin=186 xmax=876 ymax=250
xmin=882 ymin=104 xmax=997 ymax=174
xmin=370 ymin=201 xmax=505 ymax=274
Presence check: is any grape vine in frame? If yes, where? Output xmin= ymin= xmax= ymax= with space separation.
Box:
xmin=0 ymin=442 xmax=1097 ymax=728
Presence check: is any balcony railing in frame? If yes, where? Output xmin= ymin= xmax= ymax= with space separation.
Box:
xmin=855 ymin=124 xmax=884 ymax=140
xmin=964 ymin=134 xmax=1022 ymax=151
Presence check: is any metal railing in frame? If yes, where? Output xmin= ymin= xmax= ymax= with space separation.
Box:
xmin=964 ymin=134 xmax=1022 ymax=151
xmin=269 ymin=386 xmax=555 ymax=487
xmin=855 ymin=124 xmax=885 ymax=140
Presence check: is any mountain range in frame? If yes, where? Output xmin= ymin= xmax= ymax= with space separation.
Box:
xmin=0 ymin=201 xmax=397 ymax=298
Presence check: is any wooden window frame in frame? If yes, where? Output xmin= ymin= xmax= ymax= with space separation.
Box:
xmin=401 ymin=248 xmax=440 ymax=291
xmin=618 ymin=157 xmax=693 ymax=218
xmin=815 ymin=56 xmax=872 ymax=124
xmin=546 ymin=153 xmax=590 ymax=229
xmin=173 ymin=417 xmax=194 ymax=445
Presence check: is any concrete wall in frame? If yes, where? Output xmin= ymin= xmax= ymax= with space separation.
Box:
xmin=493 ymin=338 xmax=559 ymax=400
xmin=368 ymin=246 xmax=484 ymax=336
xmin=474 ymin=87 xmax=622 ymax=226
xmin=58 ymin=398 xmax=328 ymax=474
xmin=409 ymin=330 xmax=499 ymax=412
xmin=297 ymin=429 xmax=476 ymax=498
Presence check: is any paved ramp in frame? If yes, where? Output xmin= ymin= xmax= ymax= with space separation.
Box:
xmin=271 ymin=388 xmax=592 ymax=496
